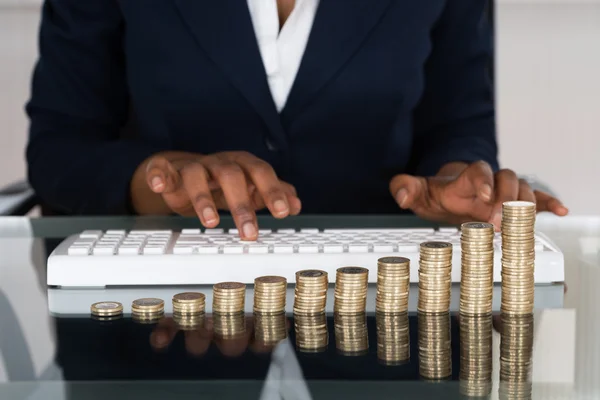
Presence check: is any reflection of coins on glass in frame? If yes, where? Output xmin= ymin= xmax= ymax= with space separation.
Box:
xmin=91 ymin=301 xmax=123 ymax=316
xmin=334 ymin=312 xmax=368 ymax=356
xmin=213 ymin=312 xmax=247 ymax=338
xmin=254 ymin=312 xmax=288 ymax=350
xmin=376 ymin=312 xmax=410 ymax=365
xmin=294 ymin=313 xmax=328 ymax=353
xmin=174 ymin=312 xmax=205 ymax=330
xmin=418 ymin=311 xmax=452 ymax=380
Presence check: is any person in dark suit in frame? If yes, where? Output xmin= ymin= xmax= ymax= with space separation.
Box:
xmin=26 ymin=0 xmax=567 ymax=240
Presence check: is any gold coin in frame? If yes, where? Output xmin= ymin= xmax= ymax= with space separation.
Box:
xmin=90 ymin=301 xmax=123 ymax=316
xmin=214 ymin=282 xmax=246 ymax=291
xmin=132 ymin=298 xmax=164 ymax=312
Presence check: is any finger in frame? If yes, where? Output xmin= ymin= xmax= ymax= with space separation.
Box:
xmin=235 ymin=155 xmax=290 ymax=219
xmin=180 ymin=162 xmax=219 ymax=227
xmin=455 ymin=161 xmax=495 ymax=203
xmin=145 ymin=156 xmax=181 ymax=194
xmin=205 ymin=159 xmax=258 ymax=240
xmin=150 ymin=317 xmax=178 ymax=351
xmin=183 ymin=327 xmax=213 ymax=357
xmin=534 ymin=190 xmax=569 ymax=216
xmin=517 ymin=179 xmax=536 ymax=203
xmin=389 ymin=174 xmax=428 ymax=210
xmin=281 ymin=182 xmax=302 ymax=216
xmin=489 ymin=169 xmax=519 ymax=229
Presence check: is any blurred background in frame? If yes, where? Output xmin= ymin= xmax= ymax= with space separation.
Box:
xmin=1 ymin=0 xmax=599 ymax=213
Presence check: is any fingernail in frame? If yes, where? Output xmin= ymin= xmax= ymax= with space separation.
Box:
xmin=395 ymin=189 xmax=408 ymax=208
xmin=242 ymin=222 xmax=257 ymax=239
xmin=480 ymin=184 xmax=492 ymax=201
xmin=151 ymin=176 xmax=164 ymax=191
xmin=273 ymin=199 xmax=289 ymax=216
xmin=202 ymin=207 xmax=217 ymax=224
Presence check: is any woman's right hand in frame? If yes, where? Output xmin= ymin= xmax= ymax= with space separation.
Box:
xmin=130 ymin=151 xmax=301 ymax=240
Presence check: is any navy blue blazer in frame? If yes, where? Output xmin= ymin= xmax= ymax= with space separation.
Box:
xmin=26 ymin=0 xmax=498 ymax=215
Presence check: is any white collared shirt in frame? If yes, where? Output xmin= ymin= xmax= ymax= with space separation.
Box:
xmin=247 ymin=0 xmax=320 ymax=112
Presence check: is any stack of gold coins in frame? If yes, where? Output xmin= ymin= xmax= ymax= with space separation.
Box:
xmin=418 ymin=242 xmax=453 ymax=313
xmin=499 ymin=313 xmax=534 ymax=399
xmin=131 ymin=298 xmax=164 ymax=323
xmin=376 ymin=257 xmax=410 ymax=314
xmin=334 ymin=267 xmax=369 ymax=314
xmin=376 ymin=312 xmax=410 ymax=365
xmin=294 ymin=270 xmax=328 ymax=315
xmin=334 ymin=312 xmax=368 ymax=356
xmin=460 ymin=222 xmax=495 ymax=315
xmin=501 ymin=201 xmax=536 ymax=315
xmin=294 ymin=313 xmax=328 ymax=353
xmin=254 ymin=312 xmax=288 ymax=349
xmin=172 ymin=292 xmax=206 ymax=315
xmin=213 ymin=312 xmax=246 ymax=339
xmin=90 ymin=301 xmax=123 ymax=321
xmin=459 ymin=313 xmax=493 ymax=397
xmin=418 ymin=312 xmax=452 ymax=380
xmin=254 ymin=276 xmax=287 ymax=314
xmin=213 ymin=282 xmax=246 ymax=314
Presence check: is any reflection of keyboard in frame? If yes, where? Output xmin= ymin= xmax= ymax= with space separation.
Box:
xmin=47 ymin=228 xmax=564 ymax=288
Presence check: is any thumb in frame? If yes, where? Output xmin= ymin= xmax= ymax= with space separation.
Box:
xmin=452 ymin=161 xmax=495 ymax=203
xmin=145 ymin=155 xmax=181 ymax=194
xmin=389 ymin=174 xmax=427 ymax=210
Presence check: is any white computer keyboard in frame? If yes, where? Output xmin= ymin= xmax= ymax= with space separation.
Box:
xmin=47 ymin=228 xmax=564 ymax=288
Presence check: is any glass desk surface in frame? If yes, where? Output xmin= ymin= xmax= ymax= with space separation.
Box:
xmin=0 ymin=214 xmax=599 ymax=399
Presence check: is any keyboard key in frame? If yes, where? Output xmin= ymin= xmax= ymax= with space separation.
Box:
xmin=198 ymin=245 xmax=219 ymax=254
xmin=79 ymin=230 xmax=103 ymax=239
xmin=143 ymin=246 xmax=166 ymax=255
xmin=68 ymin=246 xmax=91 ymax=255
xmin=397 ymin=244 xmax=418 ymax=252
xmin=205 ymin=229 xmax=224 ymax=234
xmin=300 ymin=228 xmax=319 ymax=234
xmin=105 ymin=230 xmax=126 ymax=236
xmin=118 ymin=246 xmax=141 ymax=255
xmin=277 ymin=229 xmax=296 ymax=234
xmin=181 ymin=229 xmax=201 ymax=234
xmin=298 ymin=243 xmax=319 ymax=253
xmin=223 ymin=244 xmax=244 ymax=254
xmin=323 ymin=243 xmax=344 ymax=253
xmin=373 ymin=243 xmax=394 ymax=252
xmin=173 ymin=246 xmax=195 ymax=255
xmin=258 ymin=229 xmax=273 ymax=235
xmin=228 ymin=229 xmax=239 ymax=235
xmin=248 ymin=244 xmax=269 ymax=254
xmin=438 ymin=227 xmax=458 ymax=233
xmin=273 ymin=244 xmax=294 ymax=253
xmin=93 ymin=246 xmax=116 ymax=255
xmin=348 ymin=243 xmax=369 ymax=253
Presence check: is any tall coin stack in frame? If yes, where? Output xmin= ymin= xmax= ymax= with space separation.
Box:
xmin=334 ymin=312 xmax=369 ymax=356
xmin=376 ymin=312 xmax=410 ymax=365
xmin=418 ymin=312 xmax=452 ymax=380
xmin=172 ymin=292 xmax=206 ymax=330
xmin=294 ymin=270 xmax=328 ymax=315
xmin=254 ymin=276 xmax=287 ymax=314
xmin=459 ymin=314 xmax=493 ymax=397
xmin=376 ymin=257 xmax=410 ymax=314
xmin=214 ymin=312 xmax=247 ymax=339
xmin=499 ymin=313 xmax=534 ymax=399
xmin=460 ymin=222 xmax=495 ymax=315
xmin=254 ymin=312 xmax=288 ymax=350
xmin=501 ymin=201 xmax=536 ymax=315
xmin=213 ymin=282 xmax=246 ymax=314
xmin=418 ymin=242 xmax=453 ymax=313
xmin=334 ymin=267 xmax=369 ymax=314
xmin=131 ymin=298 xmax=164 ymax=323
xmin=295 ymin=313 xmax=329 ymax=353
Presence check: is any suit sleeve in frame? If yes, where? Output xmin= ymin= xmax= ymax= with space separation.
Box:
xmin=26 ymin=0 xmax=163 ymax=215
xmin=410 ymin=0 xmax=499 ymax=176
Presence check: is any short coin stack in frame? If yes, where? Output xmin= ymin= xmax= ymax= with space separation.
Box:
xmin=459 ymin=314 xmax=493 ymax=397
xmin=501 ymin=201 xmax=536 ymax=315
xmin=294 ymin=270 xmax=328 ymax=315
xmin=172 ymin=292 xmax=206 ymax=330
xmin=334 ymin=267 xmax=369 ymax=314
xmin=376 ymin=257 xmax=410 ymax=313
xmin=90 ymin=301 xmax=123 ymax=321
xmin=213 ymin=282 xmax=246 ymax=314
xmin=418 ymin=242 xmax=453 ymax=313
xmin=418 ymin=312 xmax=452 ymax=380
xmin=213 ymin=312 xmax=246 ymax=338
xmin=294 ymin=313 xmax=329 ymax=352
xmin=254 ymin=312 xmax=288 ymax=350
xmin=334 ymin=312 xmax=369 ymax=356
xmin=460 ymin=222 xmax=495 ymax=315
xmin=499 ymin=313 xmax=534 ymax=399
xmin=131 ymin=298 xmax=164 ymax=323
xmin=254 ymin=276 xmax=287 ymax=314
xmin=376 ymin=312 xmax=410 ymax=365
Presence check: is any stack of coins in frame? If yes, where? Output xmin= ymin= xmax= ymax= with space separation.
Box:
xmin=172 ymin=292 xmax=206 ymax=315
xmin=501 ymin=201 xmax=536 ymax=315
xmin=213 ymin=282 xmax=246 ymax=314
xmin=376 ymin=312 xmax=410 ymax=365
xmin=131 ymin=298 xmax=165 ymax=323
xmin=254 ymin=276 xmax=287 ymax=314
xmin=294 ymin=313 xmax=329 ymax=353
xmin=294 ymin=270 xmax=328 ymax=315
xmin=499 ymin=313 xmax=534 ymax=399
xmin=90 ymin=301 xmax=123 ymax=321
xmin=254 ymin=312 xmax=288 ymax=349
xmin=334 ymin=267 xmax=369 ymax=314
xmin=334 ymin=312 xmax=368 ymax=356
xmin=418 ymin=312 xmax=452 ymax=380
xmin=460 ymin=222 xmax=495 ymax=315
xmin=418 ymin=242 xmax=453 ymax=313
xmin=173 ymin=312 xmax=205 ymax=331
xmin=459 ymin=313 xmax=493 ymax=397
xmin=376 ymin=257 xmax=410 ymax=314
xmin=213 ymin=312 xmax=246 ymax=339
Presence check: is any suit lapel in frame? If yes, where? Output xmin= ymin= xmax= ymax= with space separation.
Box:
xmin=282 ymin=0 xmax=394 ymax=124
xmin=172 ymin=0 xmax=287 ymax=147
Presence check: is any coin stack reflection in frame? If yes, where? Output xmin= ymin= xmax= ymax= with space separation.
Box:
xmin=213 ymin=282 xmax=246 ymax=314
xmin=501 ymin=201 xmax=536 ymax=315
xmin=334 ymin=312 xmax=368 ymax=356
xmin=294 ymin=270 xmax=328 ymax=315
xmin=418 ymin=242 xmax=453 ymax=313
xmin=376 ymin=312 xmax=410 ymax=365
xmin=131 ymin=298 xmax=164 ymax=323
xmin=214 ymin=312 xmax=246 ymax=338
xmin=499 ymin=313 xmax=534 ymax=400
xmin=418 ymin=312 xmax=452 ymax=380
xmin=254 ymin=276 xmax=287 ymax=314
xmin=254 ymin=312 xmax=287 ymax=349
xmin=295 ymin=313 xmax=328 ymax=352
xmin=459 ymin=314 xmax=493 ymax=397
xmin=172 ymin=292 xmax=206 ymax=330
xmin=334 ymin=267 xmax=369 ymax=314
xmin=460 ymin=222 xmax=495 ymax=315
xmin=376 ymin=257 xmax=410 ymax=313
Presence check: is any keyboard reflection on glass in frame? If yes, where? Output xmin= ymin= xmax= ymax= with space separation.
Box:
xmin=47 ymin=228 xmax=564 ymax=288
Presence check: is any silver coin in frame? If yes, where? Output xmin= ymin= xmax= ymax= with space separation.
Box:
xmin=133 ymin=298 xmax=163 ymax=307
xmin=94 ymin=302 xmax=121 ymax=310
xmin=298 ymin=270 xmax=325 ymax=278
xmin=379 ymin=256 xmax=410 ymax=265
xmin=462 ymin=222 xmax=494 ymax=230
xmin=338 ymin=267 xmax=368 ymax=274
xmin=421 ymin=242 xmax=452 ymax=249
